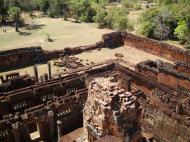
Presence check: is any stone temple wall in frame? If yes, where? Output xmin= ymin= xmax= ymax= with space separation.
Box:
xmin=122 ymin=32 xmax=190 ymax=63
xmin=1 ymin=31 xmax=189 ymax=72
xmin=175 ymin=61 xmax=190 ymax=76
xmin=136 ymin=60 xmax=190 ymax=91
xmin=0 ymin=46 xmax=46 ymax=71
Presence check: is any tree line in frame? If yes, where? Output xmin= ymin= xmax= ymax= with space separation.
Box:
xmin=0 ymin=0 xmax=132 ymax=32
xmin=0 ymin=0 xmax=189 ymax=48
xmin=138 ymin=0 xmax=190 ymax=48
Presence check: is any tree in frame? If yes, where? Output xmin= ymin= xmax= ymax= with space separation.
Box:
xmin=68 ymin=0 xmax=96 ymax=22
xmin=94 ymin=7 xmax=132 ymax=31
xmin=174 ymin=20 xmax=188 ymax=41
xmin=153 ymin=16 xmax=170 ymax=40
xmin=47 ymin=0 xmax=69 ymax=18
xmin=78 ymin=0 xmax=96 ymax=22
xmin=0 ymin=0 xmax=9 ymax=23
xmin=38 ymin=0 xmax=49 ymax=13
xmin=174 ymin=20 xmax=190 ymax=49
xmin=0 ymin=0 xmax=4 ymax=22
xmin=93 ymin=6 xmax=107 ymax=28
xmin=138 ymin=8 xmax=159 ymax=38
xmin=114 ymin=16 xmax=132 ymax=31
xmin=153 ymin=8 xmax=173 ymax=40
xmin=122 ymin=0 xmax=141 ymax=10
xmin=8 ymin=6 xmax=21 ymax=32
xmin=113 ymin=8 xmax=132 ymax=31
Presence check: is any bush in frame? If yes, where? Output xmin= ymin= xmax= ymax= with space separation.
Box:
xmin=93 ymin=7 xmax=107 ymax=28
xmin=38 ymin=0 xmax=49 ymax=13
xmin=122 ymin=0 xmax=141 ymax=10
xmin=138 ymin=8 xmax=158 ymax=38
xmin=184 ymin=41 xmax=190 ymax=49
xmin=69 ymin=0 xmax=96 ymax=22
xmin=95 ymin=7 xmax=132 ymax=31
xmin=113 ymin=8 xmax=132 ymax=31
xmin=114 ymin=16 xmax=133 ymax=31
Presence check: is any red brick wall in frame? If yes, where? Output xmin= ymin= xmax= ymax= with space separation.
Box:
xmin=157 ymin=72 xmax=178 ymax=89
xmin=123 ymin=33 xmax=190 ymax=63
xmin=136 ymin=66 xmax=190 ymax=90
xmin=0 ymin=47 xmax=45 ymax=70
xmin=176 ymin=64 xmax=190 ymax=76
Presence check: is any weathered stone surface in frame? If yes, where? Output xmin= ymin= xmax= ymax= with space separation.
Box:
xmin=123 ymin=32 xmax=190 ymax=63
xmin=136 ymin=60 xmax=190 ymax=91
xmin=83 ymin=77 xmax=142 ymax=142
xmin=1 ymin=31 xmax=190 ymax=142
xmin=0 ymin=47 xmax=46 ymax=71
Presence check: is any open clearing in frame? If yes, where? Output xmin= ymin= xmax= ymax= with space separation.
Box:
xmin=0 ymin=17 xmax=113 ymax=51
xmin=74 ymin=46 xmax=172 ymax=66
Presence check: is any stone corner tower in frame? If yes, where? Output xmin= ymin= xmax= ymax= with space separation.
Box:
xmin=83 ymin=77 xmax=142 ymax=142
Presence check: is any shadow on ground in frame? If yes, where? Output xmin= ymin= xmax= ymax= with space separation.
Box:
xmin=0 ymin=61 xmax=47 ymax=73
xmin=24 ymin=24 xmax=46 ymax=31
xmin=19 ymin=31 xmax=31 ymax=36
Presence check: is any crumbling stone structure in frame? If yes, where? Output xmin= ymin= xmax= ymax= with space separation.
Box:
xmin=1 ymin=31 xmax=189 ymax=72
xmin=0 ymin=31 xmax=190 ymax=142
xmin=123 ymin=32 xmax=190 ymax=63
xmin=0 ymin=72 xmax=35 ymax=92
xmin=1 ymin=59 xmax=190 ymax=142
xmin=175 ymin=61 xmax=190 ymax=76
xmin=84 ymin=77 xmax=142 ymax=142
xmin=136 ymin=60 xmax=190 ymax=92
xmin=102 ymin=32 xmax=123 ymax=48
xmin=0 ymin=47 xmax=46 ymax=71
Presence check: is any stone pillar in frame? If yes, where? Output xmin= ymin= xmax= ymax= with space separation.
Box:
xmin=12 ymin=123 xmax=21 ymax=142
xmin=40 ymin=76 xmax=43 ymax=82
xmin=37 ymin=119 xmax=50 ymax=142
xmin=57 ymin=120 xmax=63 ymax=142
xmin=48 ymin=62 xmax=52 ymax=79
xmin=44 ymin=73 xmax=48 ymax=81
xmin=127 ymin=80 xmax=132 ymax=92
xmin=21 ymin=124 xmax=31 ymax=142
xmin=6 ymin=74 xmax=9 ymax=81
xmin=33 ymin=65 xmax=39 ymax=82
xmin=0 ymin=75 xmax=4 ymax=84
xmin=48 ymin=110 xmax=55 ymax=141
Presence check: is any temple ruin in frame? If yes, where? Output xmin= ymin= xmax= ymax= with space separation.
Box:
xmin=84 ymin=77 xmax=142 ymax=142
xmin=0 ymin=32 xmax=190 ymax=142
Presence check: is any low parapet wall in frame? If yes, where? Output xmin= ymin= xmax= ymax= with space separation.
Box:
xmin=136 ymin=60 xmax=190 ymax=92
xmin=122 ymin=32 xmax=190 ymax=63
xmin=47 ymin=32 xmax=123 ymax=58
xmin=175 ymin=61 xmax=190 ymax=76
xmin=0 ymin=46 xmax=46 ymax=71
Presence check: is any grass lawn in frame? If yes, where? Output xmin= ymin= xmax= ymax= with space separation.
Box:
xmin=0 ymin=17 xmax=113 ymax=51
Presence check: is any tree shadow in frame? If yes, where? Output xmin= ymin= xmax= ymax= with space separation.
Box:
xmin=19 ymin=31 xmax=31 ymax=36
xmin=0 ymin=21 xmax=25 ymax=27
xmin=24 ymin=24 xmax=46 ymax=31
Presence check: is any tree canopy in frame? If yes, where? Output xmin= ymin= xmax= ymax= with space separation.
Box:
xmin=138 ymin=0 xmax=190 ymax=48
xmin=0 ymin=0 xmax=189 ymax=48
